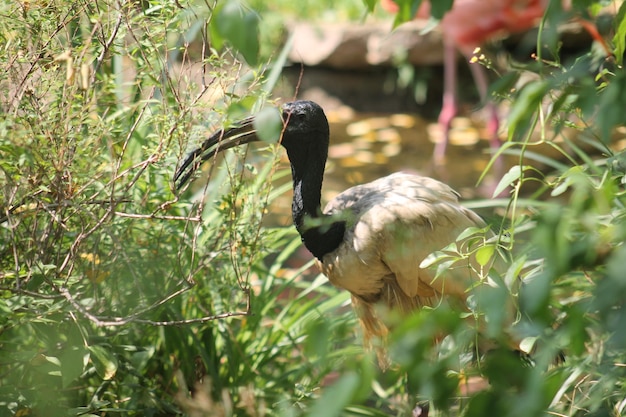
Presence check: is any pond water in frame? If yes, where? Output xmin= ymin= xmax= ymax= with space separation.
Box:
xmin=251 ymin=105 xmax=525 ymax=274
xmin=324 ymin=109 xmax=506 ymax=198
xmin=264 ymin=108 xmax=514 ymax=230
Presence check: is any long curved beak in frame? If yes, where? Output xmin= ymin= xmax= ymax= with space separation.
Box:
xmin=174 ymin=116 xmax=259 ymax=190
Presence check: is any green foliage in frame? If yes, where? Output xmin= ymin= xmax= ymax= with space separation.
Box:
xmin=0 ymin=0 xmax=358 ymax=415
xmin=613 ymin=2 xmax=626 ymax=65
xmin=304 ymin=1 xmax=626 ymax=416
xmin=212 ymin=0 xmax=260 ymax=66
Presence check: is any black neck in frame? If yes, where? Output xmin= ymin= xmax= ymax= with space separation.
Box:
xmin=287 ymin=147 xmax=345 ymax=260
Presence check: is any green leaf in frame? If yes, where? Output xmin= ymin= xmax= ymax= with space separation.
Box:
xmin=362 ymin=0 xmax=377 ymax=13
xmin=613 ymin=0 xmax=626 ymax=65
xmin=475 ymin=244 xmax=495 ymax=267
xmin=550 ymin=180 xmax=569 ymax=197
xmin=253 ymin=106 xmax=283 ymax=143
xmin=60 ymin=347 xmax=88 ymax=388
xmin=428 ymin=0 xmax=453 ymax=19
xmin=507 ymin=80 xmax=549 ymax=139
xmin=393 ymin=0 xmax=423 ymax=27
xmin=214 ymin=1 xmax=260 ymax=66
xmin=550 ymin=166 xmax=585 ymax=197
xmin=88 ymin=345 xmax=118 ymax=380
xmin=492 ymin=165 xmax=529 ymax=198
xmin=305 ymin=318 xmax=331 ymax=359
xmin=455 ymin=226 xmax=483 ymax=242
xmin=504 ymin=254 xmax=527 ymax=288
xmin=596 ymin=71 xmax=626 ymax=143
xmin=130 ymin=347 xmax=155 ymax=373
xmin=419 ymin=244 xmax=456 ymax=269
xmin=519 ymin=336 xmax=538 ymax=354
xmin=305 ymin=371 xmax=361 ymax=417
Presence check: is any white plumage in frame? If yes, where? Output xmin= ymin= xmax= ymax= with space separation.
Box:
xmin=318 ymin=172 xmax=508 ymax=358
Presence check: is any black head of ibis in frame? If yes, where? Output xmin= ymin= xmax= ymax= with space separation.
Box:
xmin=174 ymin=100 xmax=345 ymax=260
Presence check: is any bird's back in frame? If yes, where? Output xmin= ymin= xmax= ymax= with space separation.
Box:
xmin=319 ymin=172 xmax=512 ymax=358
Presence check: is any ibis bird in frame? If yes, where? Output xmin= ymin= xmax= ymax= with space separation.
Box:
xmin=174 ymin=100 xmax=514 ymax=365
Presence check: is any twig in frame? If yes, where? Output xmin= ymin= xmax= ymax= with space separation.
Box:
xmin=114 ymin=212 xmax=201 ymax=221
xmin=0 ymin=286 xmax=64 ymax=299
xmin=59 ymin=287 xmax=249 ymax=327
xmin=91 ymin=6 xmax=124 ymax=84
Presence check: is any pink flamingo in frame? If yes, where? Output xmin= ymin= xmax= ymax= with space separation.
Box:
xmin=381 ymin=0 xmax=550 ymax=164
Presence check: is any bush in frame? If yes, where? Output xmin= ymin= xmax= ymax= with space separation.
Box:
xmin=0 ymin=1 xmax=357 ymax=415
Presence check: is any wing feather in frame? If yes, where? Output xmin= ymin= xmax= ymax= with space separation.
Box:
xmin=320 ymin=172 xmax=499 ymax=305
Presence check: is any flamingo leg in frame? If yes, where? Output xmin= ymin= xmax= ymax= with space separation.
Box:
xmin=434 ymin=39 xmax=458 ymax=165
xmin=435 ymin=39 xmax=502 ymax=168
xmin=467 ymin=57 xmax=500 ymax=155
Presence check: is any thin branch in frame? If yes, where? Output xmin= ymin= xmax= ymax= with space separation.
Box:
xmin=59 ymin=287 xmax=249 ymax=327
xmin=91 ymin=5 xmax=124 ymax=84
xmin=114 ymin=211 xmax=201 ymax=221
xmin=0 ymin=286 xmax=65 ymax=299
